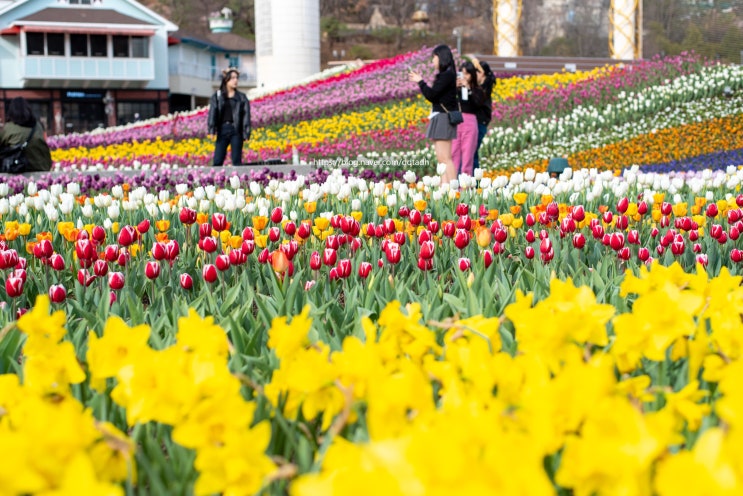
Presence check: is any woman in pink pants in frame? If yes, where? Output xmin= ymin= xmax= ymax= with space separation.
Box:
xmin=452 ymin=61 xmax=484 ymax=176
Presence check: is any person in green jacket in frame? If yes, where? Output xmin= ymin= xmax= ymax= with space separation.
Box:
xmin=0 ymin=97 xmax=52 ymax=172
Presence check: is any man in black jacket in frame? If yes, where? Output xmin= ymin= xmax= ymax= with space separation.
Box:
xmin=207 ymin=68 xmax=251 ymax=166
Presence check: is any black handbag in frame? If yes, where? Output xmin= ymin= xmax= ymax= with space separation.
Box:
xmin=0 ymin=126 xmax=34 ymax=173
xmin=441 ymin=102 xmax=464 ymax=126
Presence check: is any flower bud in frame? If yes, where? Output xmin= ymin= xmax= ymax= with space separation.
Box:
xmin=48 ymin=284 xmax=67 ymax=303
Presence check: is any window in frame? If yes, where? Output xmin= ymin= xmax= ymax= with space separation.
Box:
xmin=68 ymin=0 xmax=93 ymax=4
xmin=116 ymin=101 xmax=156 ymax=125
xmin=47 ymin=33 xmax=64 ymax=56
xmin=26 ymin=33 xmax=44 ymax=55
xmin=70 ymin=34 xmax=88 ymax=56
xmin=130 ymin=36 xmax=148 ymax=58
xmin=113 ymin=35 xmax=128 ymax=57
xmin=90 ymin=35 xmax=107 ymax=56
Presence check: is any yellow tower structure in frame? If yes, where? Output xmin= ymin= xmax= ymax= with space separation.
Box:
xmin=609 ymin=0 xmax=642 ymax=59
xmin=492 ymin=0 xmax=522 ymax=56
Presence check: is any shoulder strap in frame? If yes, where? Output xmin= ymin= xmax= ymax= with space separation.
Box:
xmin=440 ymin=103 xmax=449 ymax=114
xmin=21 ymin=125 xmax=34 ymax=149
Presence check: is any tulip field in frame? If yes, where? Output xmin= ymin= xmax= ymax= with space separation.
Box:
xmin=2 ymin=46 xmax=743 ymax=495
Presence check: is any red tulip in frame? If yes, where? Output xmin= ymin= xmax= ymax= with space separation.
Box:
xmin=732 ymin=249 xmax=743 ymax=263
xmin=454 ymin=229 xmax=469 ymax=250
xmin=525 ymin=213 xmax=536 ymax=227
xmin=165 ymin=240 xmax=180 ymax=261
xmin=5 ymin=275 xmax=23 ymax=297
xmin=572 ymin=233 xmax=586 ymax=249
xmin=384 ymin=218 xmax=396 ymax=234
xmin=50 ymin=253 xmax=66 ymax=271
xmin=35 ymin=239 xmax=54 ymax=259
xmin=525 ymin=229 xmax=536 ymax=243
xmin=637 ymin=201 xmax=648 ymax=215
xmin=374 ymin=224 xmax=386 ymax=238
xmin=216 ymin=254 xmax=231 ymax=271
xmin=242 ymin=226 xmax=255 ymax=240
xmin=117 ymin=250 xmax=130 ymax=267
xmin=326 ymin=235 xmax=340 ymax=250
xmin=730 ymin=226 xmax=740 ymax=241
xmin=693 ymin=243 xmax=702 ymax=253
xmin=199 ymin=223 xmax=212 ymax=239
xmin=651 ymin=227 xmax=660 ymax=238
xmin=422 ymin=213 xmax=432 ymax=226
xmin=211 ymin=213 xmax=227 ymax=232
xmin=200 ymin=236 xmax=218 ymax=253
xmin=602 ymin=211 xmax=613 ymax=224
xmin=75 ymin=239 xmax=96 ymax=261
xmin=627 ymin=230 xmax=640 ymax=245
xmin=180 ymin=273 xmax=194 ymax=290
xmin=117 ymin=225 xmax=137 ymax=247
xmin=482 ymin=249 xmax=494 ymax=268
xmin=409 ymin=209 xmax=422 ymax=226
xmin=615 ymin=215 xmax=629 ymax=230
xmin=93 ymin=259 xmax=108 ymax=277
xmin=310 ymin=251 xmax=321 ymax=270
xmin=258 ymin=248 xmax=270 ymax=264
xmin=202 ymin=264 xmax=218 ymax=283
xmin=350 ymin=237 xmax=362 ymax=253
xmin=706 ymin=203 xmax=719 ymax=217
xmin=455 ymin=215 xmax=472 ymax=231
xmin=15 ymin=257 xmax=26 ymax=271
xmin=419 ymin=240 xmax=435 ymax=259
xmin=229 ymin=249 xmax=247 ymax=266
xmin=540 ymin=237 xmax=553 ymax=254
xmin=284 ymin=221 xmax=296 ymax=236
xmin=323 ymin=248 xmax=337 ymax=266
xmin=428 ymin=221 xmax=440 ymax=234
xmin=268 ymin=227 xmax=281 ymax=243
xmin=524 ymin=246 xmax=535 ymax=259
xmin=442 ymin=222 xmax=455 ymax=238
xmin=329 ymin=267 xmax=341 ymax=281
xmin=109 ymin=291 xmax=117 ymax=306
xmin=546 ymin=201 xmax=559 ymax=220
xmin=493 ymin=228 xmax=507 ymax=244
xmin=91 ymin=225 xmax=106 ymax=244
xmin=270 ymin=207 xmax=283 ymax=224
xmin=398 ymin=205 xmax=410 ymax=218
xmin=638 ymin=247 xmax=650 ymax=262
xmin=241 ymin=240 xmax=255 ymax=255
xmin=572 ymin=205 xmax=585 ymax=222
xmin=337 ymin=259 xmax=352 ymax=278
xmin=104 ymin=244 xmax=119 ymax=263
xmin=659 ymin=215 xmax=670 ymax=228
xmin=616 ymin=197 xmax=629 ymax=214
xmin=78 ymin=269 xmax=96 ymax=287
xmin=728 ymin=209 xmax=742 ymax=224
xmin=617 ymin=247 xmax=631 ymax=261
xmin=660 ymin=202 xmax=672 ymax=216
xmin=393 ymin=231 xmax=406 ymax=246
xmin=696 ymin=254 xmax=709 ymax=267
xmin=609 ymin=233 xmax=625 ymax=251
xmin=108 ymin=272 xmax=125 ymax=290
xmin=145 ymin=261 xmax=161 ymax=280
xmin=689 ymin=230 xmax=699 ymax=241
xmin=717 ymin=232 xmax=728 ymax=244
xmin=358 ymin=261 xmax=372 ymax=278
xmin=297 ymin=222 xmax=311 ymax=239
xmin=456 ymin=203 xmax=469 ymax=216
xmin=418 ymin=229 xmax=432 ymax=244
xmin=76 ymin=229 xmax=89 ymax=241
xmin=365 ymin=223 xmax=376 ymax=238
xmin=417 ymin=257 xmax=433 ymax=271
xmin=152 ymin=242 xmax=167 ymax=261
xmin=540 ymin=247 xmax=554 ymax=262
xmin=656 ymin=245 xmax=665 ymax=256
xmin=179 ymin=207 xmax=197 ymax=225
xmin=384 ymin=242 xmax=401 ymax=264
xmin=305 ymin=280 xmax=316 ymax=290
xmin=137 ymin=219 xmax=150 ymax=235
xmin=458 ymin=257 xmax=471 ymax=271
xmin=48 ymin=284 xmax=66 ymax=303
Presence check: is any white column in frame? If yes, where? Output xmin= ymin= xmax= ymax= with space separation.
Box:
xmin=493 ymin=0 xmax=520 ymax=56
xmin=611 ymin=0 xmax=640 ymax=60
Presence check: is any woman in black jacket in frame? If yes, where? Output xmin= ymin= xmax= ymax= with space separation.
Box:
xmin=0 ymin=97 xmax=52 ymax=172
xmin=472 ymin=58 xmax=496 ymax=170
xmin=207 ymin=68 xmax=251 ymax=166
xmin=408 ymin=45 xmax=458 ymax=184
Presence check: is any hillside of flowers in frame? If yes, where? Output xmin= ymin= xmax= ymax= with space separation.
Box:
xmin=3 ymin=45 xmax=743 ymax=494
xmin=44 ymin=47 xmax=743 ymax=176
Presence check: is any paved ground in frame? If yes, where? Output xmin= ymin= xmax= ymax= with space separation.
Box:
xmin=4 ymin=164 xmax=317 ymax=180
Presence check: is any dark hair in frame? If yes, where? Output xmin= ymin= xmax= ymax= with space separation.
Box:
xmin=219 ymin=69 xmax=240 ymax=94
xmin=479 ymin=61 xmax=493 ymax=77
xmin=432 ymin=44 xmax=455 ymax=73
xmin=6 ymin=97 xmax=36 ymax=128
xmin=460 ymin=61 xmax=478 ymax=91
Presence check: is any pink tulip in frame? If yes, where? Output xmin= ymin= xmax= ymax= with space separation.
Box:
xmin=48 ymin=284 xmax=67 ymax=303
